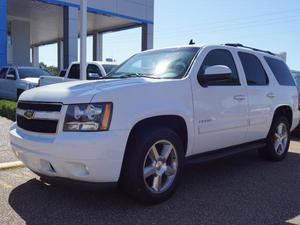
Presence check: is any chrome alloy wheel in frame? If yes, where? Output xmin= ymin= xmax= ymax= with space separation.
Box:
xmin=274 ymin=122 xmax=288 ymax=155
xmin=143 ymin=140 xmax=178 ymax=194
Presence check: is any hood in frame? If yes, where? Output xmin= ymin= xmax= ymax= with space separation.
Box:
xmin=21 ymin=77 xmax=40 ymax=84
xmin=19 ymin=78 xmax=148 ymax=104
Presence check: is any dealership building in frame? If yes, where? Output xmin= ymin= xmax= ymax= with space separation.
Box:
xmin=0 ymin=0 xmax=154 ymax=69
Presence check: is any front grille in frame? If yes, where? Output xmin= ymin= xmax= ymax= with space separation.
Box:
xmin=17 ymin=101 xmax=62 ymax=134
xmin=17 ymin=116 xmax=58 ymax=133
xmin=17 ymin=102 xmax=62 ymax=111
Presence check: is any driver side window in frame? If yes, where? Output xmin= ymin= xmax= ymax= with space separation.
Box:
xmin=199 ymin=49 xmax=240 ymax=86
xmin=7 ymin=68 xmax=17 ymax=79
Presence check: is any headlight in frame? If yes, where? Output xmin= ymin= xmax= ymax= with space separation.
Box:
xmin=63 ymin=103 xmax=113 ymax=131
xmin=27 ymin=83 xmax=36 ymax=89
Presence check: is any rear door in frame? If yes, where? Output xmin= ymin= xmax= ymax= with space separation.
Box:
xmin=237 ymin=51 xmax=273 ymax=141
xmin=191 ymin=47 xmax=249 ymax=154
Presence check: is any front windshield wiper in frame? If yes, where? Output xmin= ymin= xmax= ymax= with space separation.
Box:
xmin=118 ymin=73 xmax=161 ymax=79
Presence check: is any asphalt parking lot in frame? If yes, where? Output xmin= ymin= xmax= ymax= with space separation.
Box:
xmin=1 ymin=139 xmax=300 ymax=225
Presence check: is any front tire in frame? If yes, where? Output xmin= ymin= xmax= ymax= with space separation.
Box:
xmin=259 ymin=116 xmax=290 ymax=161
xmin=120 ymin=127 xmax=184 ymax=204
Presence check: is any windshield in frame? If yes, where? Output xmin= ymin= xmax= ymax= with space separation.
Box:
xmin=293 ymin=74 xmax=300 ymax=90
xmin=108 ymin=47 xmax=200 ymax=79
xmin=18 ymin=68 xmax=52 ymax=79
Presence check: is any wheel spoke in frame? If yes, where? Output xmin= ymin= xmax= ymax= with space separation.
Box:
xmin=281 ymin=134 xmax=287 ymax=140
xmin=144 ymin=166 xmax=156 ymax=178
xmin=165 ymin=166 xmax=176 ymax=176
xmin=152 ymin=175 xmax=162 ymax=191
xmin=274 ymin=139 xmax=281 ymax=151
xmin=149 ymin=146 xmax=160 ymax=162
xmin=277 ymin=124 xmax=283 ymax=135
xmin=275 ymin=132 xmax=281 ymax=139
xmin=161 ymin=144 xmax=172 ymax=160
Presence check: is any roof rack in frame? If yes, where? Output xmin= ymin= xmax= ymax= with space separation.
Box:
xmin=225 ymin=43 xmax=276 ymax=56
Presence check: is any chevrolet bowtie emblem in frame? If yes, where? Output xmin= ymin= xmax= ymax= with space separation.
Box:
xmin=24 ymin=110 xmax=35 ymax=120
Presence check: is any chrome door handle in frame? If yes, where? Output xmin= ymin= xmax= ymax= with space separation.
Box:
xmin=233 ymin=95 xmax=246 ymax=101
xmin=267 ymin=93 xmax=275 ymax=98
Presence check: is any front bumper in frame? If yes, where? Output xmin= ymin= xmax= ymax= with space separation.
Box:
xmin=9 ymin=123 xmax=129 ymax=182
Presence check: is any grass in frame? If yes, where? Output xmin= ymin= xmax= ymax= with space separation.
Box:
xmin=0 ymin=99 xmax=17 ymax=121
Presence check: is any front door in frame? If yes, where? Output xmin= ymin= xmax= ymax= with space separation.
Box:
xmin=5 ymin=68 xmax=18 ymax=100
xmin=191 ymin=48 xmax=248 ymax=154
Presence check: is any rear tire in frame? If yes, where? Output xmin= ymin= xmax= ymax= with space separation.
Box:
xmin=120 ymin=127 xmax=184 ymax=204
xmin=259 ymin=116 xmax=290 ymax=161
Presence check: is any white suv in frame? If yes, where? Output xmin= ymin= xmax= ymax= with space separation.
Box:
xmin=9 ymin=44 xmax=299 ymax=203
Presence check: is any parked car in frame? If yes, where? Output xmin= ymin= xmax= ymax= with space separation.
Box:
xmin=291 ymin=71 xmax=300 ymax=131
xmin=39 ymin=61 xmax=118 ymax=86
xmin=58 ymin=69 xmax=67 ymax=77
xmin=10 ymin=44 xmax=299 ymax=203
xmin=0 ymin=66 xmax=52 ymax=100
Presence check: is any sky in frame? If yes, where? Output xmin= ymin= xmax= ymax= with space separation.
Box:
xmin=39 ymin=0 xmax=300 ymax=71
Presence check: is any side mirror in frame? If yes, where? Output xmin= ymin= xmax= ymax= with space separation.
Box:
xmin=197 ymin=65 xmax=232 ymax=87
xmin=6 ymin=74 xmax=16 ymax=80
xmin=88 ymin=73 xmax=101 ymax=80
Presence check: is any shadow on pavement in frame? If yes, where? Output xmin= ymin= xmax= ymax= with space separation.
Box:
xmin=8 ymin=150 xmax=300 ymax=225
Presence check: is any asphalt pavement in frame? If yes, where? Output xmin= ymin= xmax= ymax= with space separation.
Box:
xmin=0 ymin=117 xmax=16 ymax=163
xmin=1 ymin=143 xmax=300 ymax=225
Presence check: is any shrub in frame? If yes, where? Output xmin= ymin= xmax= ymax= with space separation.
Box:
xmin=0 ymin=100 xmax=17 ymax=121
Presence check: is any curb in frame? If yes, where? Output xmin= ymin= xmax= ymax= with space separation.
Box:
xmin=0 ymin=161 xmax=24 ymax=170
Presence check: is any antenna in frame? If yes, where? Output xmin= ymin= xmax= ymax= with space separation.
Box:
xmin=189 ymin=39 xmax=195 ymax=45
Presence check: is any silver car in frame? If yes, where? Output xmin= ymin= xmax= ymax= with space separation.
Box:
xmin=0 ymin=66 xmax=52 ymax=100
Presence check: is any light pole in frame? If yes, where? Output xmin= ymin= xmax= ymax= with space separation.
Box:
xmin=80 ymin=0 xmax=87 ymax=80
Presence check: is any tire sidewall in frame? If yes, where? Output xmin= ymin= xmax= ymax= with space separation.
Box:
xmin=129 ymin=127 xmax=184 ymax=203
xmin=267 ymin=116 xmax=290 ymax=160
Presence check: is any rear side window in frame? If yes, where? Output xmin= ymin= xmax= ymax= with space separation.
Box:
xmin=68 ymin=64 xmax=80 ymax=79
xmin=87 ymin=64 xmax=102 ymax=78
xmin=68 ymin=64 xmax=103 ymax=79
xmin=238 ymin=52 xmax=268 ymax=85
xmin=264 ymin=57 xmax=295 ymax=86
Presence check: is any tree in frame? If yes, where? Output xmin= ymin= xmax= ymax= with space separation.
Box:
xmin=39 ymin=62 xmax=59 ymax=76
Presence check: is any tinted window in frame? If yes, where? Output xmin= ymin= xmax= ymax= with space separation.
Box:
xmin=87 ymin=64 xmax=102 ymax=79
xmin=0 ymin=68 xmax=8 ymax=79
xmin=18 ymin=68 xmax=51 ymax=79
xmin=8 ymin=68 xmax=16 ymax=76
xmin=264 ymin=57 xmax=295 ymax=86
xmin=199 ymin=49 xmax=239 ymax=85
xmin=238 ymin=52 xmax=268 ymax=85
xmin=68 ymin=64 xmax=80 ymax=79
xmin=68 ymin=64 xmax=102 ymax=80
xmin=59 ymin=70 xmax=66 ymax=77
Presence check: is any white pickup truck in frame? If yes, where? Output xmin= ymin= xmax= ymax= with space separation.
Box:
xmin=10 ymin=44 xmax=300 ymax=203
xmin=39 ymin=61 xmax=118 ymax=86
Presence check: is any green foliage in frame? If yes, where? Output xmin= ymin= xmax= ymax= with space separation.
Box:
xmin=0 ymin=100 xmax=17 ymax=121
xmin=39 ymin=62 xmax=59 ymax=76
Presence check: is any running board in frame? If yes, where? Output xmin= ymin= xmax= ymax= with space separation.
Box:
xmin=185 ymin=140 xmax=266 ymax=165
